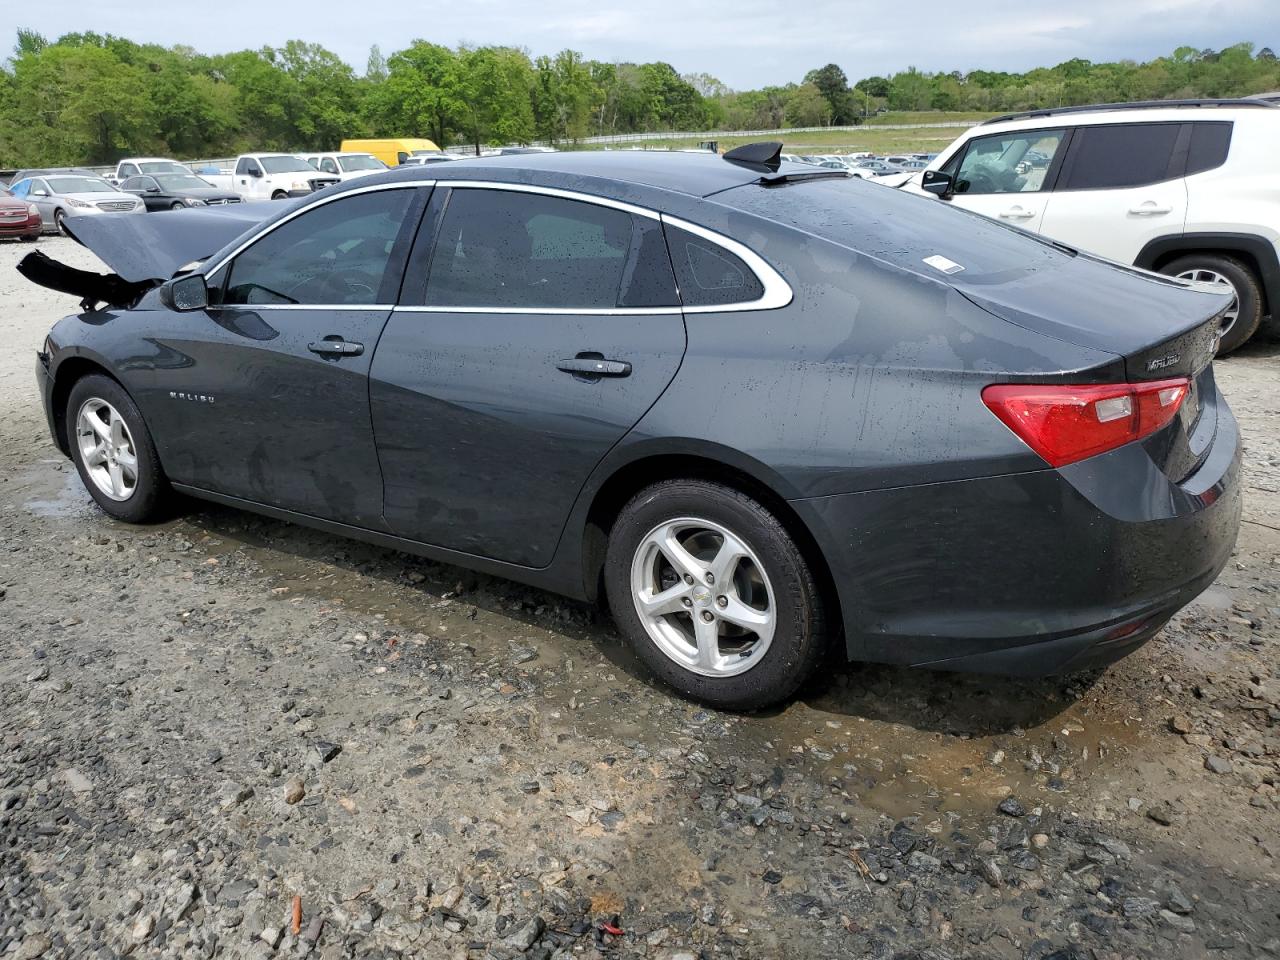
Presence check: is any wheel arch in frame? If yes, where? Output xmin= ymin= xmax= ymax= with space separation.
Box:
xmin=1135 ymin=232 xmax=1279 ymax=316
xmin=576 ymin=448 xmax=845 ymax=648
xmin=48 ymin=353 xmax=127 ymax=456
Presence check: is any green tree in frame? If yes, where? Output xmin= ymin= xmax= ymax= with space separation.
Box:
xmin=804 ymin=63 xmax=855 ymax=123
xmin=784 ymin=83 xmax=832 ymax=127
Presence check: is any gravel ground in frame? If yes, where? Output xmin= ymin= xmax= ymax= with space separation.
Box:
xmin=1 ymin=236 xmax=1279 ymax=960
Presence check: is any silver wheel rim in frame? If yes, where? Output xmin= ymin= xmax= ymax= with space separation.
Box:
xmin=1176 ymin=268 xmax=1240 ymax=339
xmin=629 ymin=517 xmax=776 ymax=678
xmin=75 ymin=398 xmax=139 ymax=502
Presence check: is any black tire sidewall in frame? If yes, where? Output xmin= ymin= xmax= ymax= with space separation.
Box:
xmin=66 ymin=374 xmax=169 ymax=524
xmin=1163 ymin=254 xmax=1263 ymax=354
xmin=604 ymin=480 xmax=825 ymax=711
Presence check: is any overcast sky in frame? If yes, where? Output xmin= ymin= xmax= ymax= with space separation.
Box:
xmin=12 ymin=0 xmax=1275 ymax=88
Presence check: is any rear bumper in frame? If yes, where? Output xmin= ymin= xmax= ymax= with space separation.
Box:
xmin=793 ymin=392 xmax=1242 ymax=676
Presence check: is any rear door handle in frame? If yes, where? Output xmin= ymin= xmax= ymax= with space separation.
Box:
xmin=998 ymin=206 xmax=1036 ymax=220
xmin=1129 ymin=202 xmax=1172 ymax=216
xmin=557 ymin=357 xmax=631 ymax=377
xmin=308 ymin=338 xmax=364 ymax=357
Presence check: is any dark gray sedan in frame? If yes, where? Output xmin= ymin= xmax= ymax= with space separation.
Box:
xmin=120 ymin=173 xmax=241 ymax=211
xmin=25 ymin=146 xmax=1241 ymax=709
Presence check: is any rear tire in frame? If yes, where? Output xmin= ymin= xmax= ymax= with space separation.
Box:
xmin=604 ymin=479 xmax=827 ymax=710
xmin=1161 ymin=254 xmax=1263 ymax=355
xmin=66 ymin=374 xmax=172 ymax=524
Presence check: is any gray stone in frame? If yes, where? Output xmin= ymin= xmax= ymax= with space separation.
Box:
xmin=1204 ymin=755 xmax=1233 ymax=775
xmin=502 ymin=916 xmax=545 ymax=951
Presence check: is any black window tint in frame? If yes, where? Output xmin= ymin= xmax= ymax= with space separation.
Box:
xmin=1186 ymin=122 xmax=1233 ymax=176
xmin=219 ymin=189 xmax=414 ymax=306
xmin=1060 ymin=123 xmax=1181 ymax=190
xmin=121 ymin=177 xmax=143 ymax=190
xmin=665 ymin=226 xmax=764 ymax=307
xmin=425 ymin=189 xmax=677 ymax=309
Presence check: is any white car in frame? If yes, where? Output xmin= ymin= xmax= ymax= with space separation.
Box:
xmin=302 ymin=152 xmax=388 ymax=181
xmin=112 ymin=157 xmax=193 ymax=184
xmin=902 ymin=98 xmax=1280 ymax=353
xmin=8 ymin=174 xmax=145 ymax=235
xmin=202 ymin=154 xmax=340 ymax=201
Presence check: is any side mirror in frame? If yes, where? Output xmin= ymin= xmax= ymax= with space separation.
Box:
xmin=145 ymin=186 xmax=160 ymax=193
xmin=249 ymin=168 xmax=263 ymax=178
xmin=921 ymin=170 xmax=953 ymax=198
xmin=160 ymin=274 xmax=209 ymax=312
xmin=33 ymin=189 xmax=48 ymax=197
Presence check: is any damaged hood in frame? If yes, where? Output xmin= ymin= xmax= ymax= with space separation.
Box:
xmin=61 ymin=204 xmax=273 ymax=283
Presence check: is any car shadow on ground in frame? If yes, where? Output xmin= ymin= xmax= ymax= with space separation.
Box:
xmin=179 ymin=503 xmax=1095 ymax=739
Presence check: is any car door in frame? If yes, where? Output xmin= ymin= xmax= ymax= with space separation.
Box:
xmin=369 ymin=183 xmax=687 ymax=567
xmin=942 ymin=127 xmax=1069 ymax=233
xmin=147 ymin=184 xmax=429 ymax=527
xmin=1037 ymin=122 xmax=1189 ymax=266
xmin=235 ymin=157 xmax=264 ymax=199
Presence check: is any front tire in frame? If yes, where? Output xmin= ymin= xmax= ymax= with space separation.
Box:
xmin=271 ymin=190 xmax=288 ymax=200
xmin=53 ymin=209 xmax=68 ymax=236
xmin=604 ymin=479 xmax=827 ymax=710
xmin=66 ymin=374 xmax=172 ymax=523
xmin=1161 ymin=254 xmax=1264 ymax=355
xmin=170 ymin=201 xmax=185 ymax=211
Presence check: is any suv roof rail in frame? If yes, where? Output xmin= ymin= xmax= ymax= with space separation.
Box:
xmin=981 ymin=98 xmax=1278 ymax=125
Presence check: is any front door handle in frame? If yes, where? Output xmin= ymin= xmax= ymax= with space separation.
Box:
xmin=308 ymin=337 xmax=364 ymax=357
xmin=557 ymin=356 xmax=631 ymax=378
xmin=998 ymin=206 xmax=1036 ymax=220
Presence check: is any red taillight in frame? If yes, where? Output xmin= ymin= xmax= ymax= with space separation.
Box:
xmin=982 ymin=378 xmax=1189 ymax=468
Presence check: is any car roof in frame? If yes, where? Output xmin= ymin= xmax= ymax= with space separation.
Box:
xmin=977 ymin=99 xmax=1279 ymax=132
xmin=377 ymin=150 xmax=771 ymax=198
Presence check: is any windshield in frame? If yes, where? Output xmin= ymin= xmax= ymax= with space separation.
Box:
xmin=339 ymin=154 xmax=386 ymax=171
xmin=47 ymin=177 xmax=116 ymax=194
xmin=139 ymin=161 xmax=190 ymax=174
xmin=259 ymin=155 xmax=315 ymax=174
xmin=155 ymin=174 xmax=214 ymax=190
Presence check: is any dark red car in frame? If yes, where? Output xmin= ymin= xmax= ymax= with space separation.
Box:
xmin=0 ymin=185 xmax=41 ymax=241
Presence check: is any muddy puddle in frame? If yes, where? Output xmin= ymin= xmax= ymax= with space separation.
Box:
xmin=21 ymin=461 xmax=1154 ymax=837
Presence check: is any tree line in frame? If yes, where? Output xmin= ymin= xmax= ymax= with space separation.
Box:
xmin=2 ymin=30 xmax=1277 ymax=168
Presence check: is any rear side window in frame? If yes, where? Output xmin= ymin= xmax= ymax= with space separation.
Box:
xmin=665 ymin=225 xmax=764 ymax=307
xmin=1058 ymin=123 xmax=1182 ymax=190
xmin=1185 ymin=122 xmax=1233 ymax=176
xmin=425 ymin=188 xmax=678 ymax=310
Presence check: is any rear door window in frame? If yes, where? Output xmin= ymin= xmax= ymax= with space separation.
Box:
xmin=1057 ymin=123 xmax=1183 ymax=190
xmin=664 ymin=225 xmax=764 ymax=307
xmin=424 ymin=188 xmax=678 ymax=310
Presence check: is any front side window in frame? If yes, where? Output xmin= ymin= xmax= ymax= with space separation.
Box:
xmin=951 ymin=128 xmax=1066 ymax=195
xmin=119 ymin=163 xmax=138 ymax=177
xmin=425 ymin=189 xmax=678 ymax=310
xmin=235 ymin=158 xmax=260 ymax=176
xmin=122 ymin=177 xmax=152 ymax=191
xmin=665 ymin=225 xmax=764 ymax=307
xmin=321 ymin=158 xmax=339 ymax=175
xmin=217 ymin=188 xmax=415 ymax=306
xmin=1058 ymin=123 xmax=1182 ymax=190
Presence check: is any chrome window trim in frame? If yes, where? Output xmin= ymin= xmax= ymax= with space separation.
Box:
xmin=202 ymin=179 xmax=437 ymax=282
xmin=394 ymin=305 xmax=682 ymax=317
xmin=441 ymin=180 xmax=660 ymax=221
xmin=660 ymin=214 xmax=793 ymax=313
xmin=215 ymin=303 xmax=394 ymax=312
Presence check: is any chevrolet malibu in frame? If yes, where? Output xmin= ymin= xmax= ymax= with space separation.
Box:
xmin=26 ymin=145 xmax=1241 ymax=709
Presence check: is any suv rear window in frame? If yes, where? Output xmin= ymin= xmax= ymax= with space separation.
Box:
xmin=1185 ymin=122 xmax=1233 ymax=177
xmin=1058 ymin=123 xmax=1182 ymax=190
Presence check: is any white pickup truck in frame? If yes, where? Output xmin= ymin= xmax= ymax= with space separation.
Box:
xmin=200 ymin=154 xmax=340 ymax=201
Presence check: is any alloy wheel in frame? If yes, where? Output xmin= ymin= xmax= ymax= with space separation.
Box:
xmin=1176 ymin=267 xmax=1240 ymax=340
xmin=629 ymin=517 xmax=776 ymax=678
xmin=75 ymin=398 xmax=139 ymax=501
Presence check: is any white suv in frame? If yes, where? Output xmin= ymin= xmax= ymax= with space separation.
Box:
xmin=902 ymin=99 xmax=1280 ymax=353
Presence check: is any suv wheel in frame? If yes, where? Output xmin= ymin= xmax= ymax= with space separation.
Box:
xmin=604 ymin=479 xmax=827 ymax=710
xmin=1162 ymin=254 xmax=1264 ymax=355
xmin=67 ymin=374 xmax=173 ymax=523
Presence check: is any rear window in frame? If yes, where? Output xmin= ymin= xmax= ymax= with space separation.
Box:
xmin=1185 ymin=122 xmax=1233 ymax=176
xmin=1058 ymin=123 xmax=1182 ymax=190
